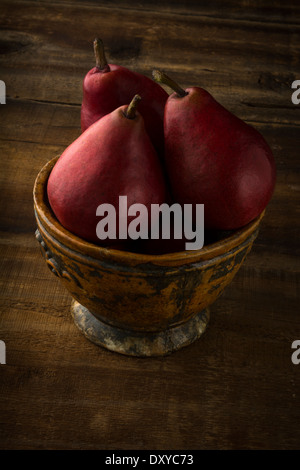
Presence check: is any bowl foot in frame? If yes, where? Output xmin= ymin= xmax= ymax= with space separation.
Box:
xmin=71 ymin=300 xmax=210 ymax=357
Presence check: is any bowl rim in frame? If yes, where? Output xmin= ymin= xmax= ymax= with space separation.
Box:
xmin=33 ymin=155 xmax=264 ymax=266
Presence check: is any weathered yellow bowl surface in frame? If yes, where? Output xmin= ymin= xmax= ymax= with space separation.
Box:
xmin=33 ymin=156 xmax=264 ymax=356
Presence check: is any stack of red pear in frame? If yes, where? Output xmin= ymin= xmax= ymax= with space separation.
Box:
xmin=47 ymin=39 xmax=276 ymax=255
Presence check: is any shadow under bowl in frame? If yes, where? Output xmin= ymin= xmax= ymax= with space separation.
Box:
xmin=33 ymin=156 xmax=264 ymax=357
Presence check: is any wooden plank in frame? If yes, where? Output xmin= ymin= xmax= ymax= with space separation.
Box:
xmin=0 ymin=99 xmax=81 ymax=145
xmin=0 ymin=0 xmax=299 ymax=116
xmin=12 ymin=0 xmax=300 ymax=25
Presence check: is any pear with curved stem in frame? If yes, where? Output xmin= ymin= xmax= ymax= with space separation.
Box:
xmin=81 ymin=39 xmax=168 ymax=158
xmin=152 ymin=70 xmax=276 ymax=230
xmin=48 ymin=95 xmax=167 ymax=246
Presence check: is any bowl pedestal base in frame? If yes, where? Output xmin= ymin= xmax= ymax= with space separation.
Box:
xmin=71 ymin=300 xmax=210 ymax=357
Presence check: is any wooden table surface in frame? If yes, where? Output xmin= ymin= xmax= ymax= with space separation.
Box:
xmin=0 ymin=0 xmax=299 ymax=450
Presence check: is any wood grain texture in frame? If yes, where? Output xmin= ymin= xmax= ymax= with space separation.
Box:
xmin=0 ymin=0 xmax=299 ymax=450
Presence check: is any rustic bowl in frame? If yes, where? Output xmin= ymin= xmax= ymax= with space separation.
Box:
xmin=33 ymin=156 xmax=264 ymax=357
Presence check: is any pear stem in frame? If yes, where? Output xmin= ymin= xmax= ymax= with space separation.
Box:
xmin=152 ymin=70 xmax=188 ymax=97
xmin=93 ymin=38 xmax=110 ymax=71
xmin=124 ymin=94 xmax=142 ymax=119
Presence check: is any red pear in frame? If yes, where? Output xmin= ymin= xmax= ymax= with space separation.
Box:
xmin=153 ymin=71 xmax=276 ymax=230
xmin=48 ymin=95 xmax=166 ymax=246
xmin=81 ymin=38 xmax=168 ymax=157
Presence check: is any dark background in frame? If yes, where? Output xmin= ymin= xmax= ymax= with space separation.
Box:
xmin=0 ymin=0 xmax=299 ymax=450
